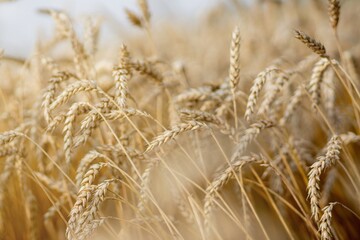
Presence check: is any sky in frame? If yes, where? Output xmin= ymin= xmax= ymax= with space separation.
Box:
xmin=0 ymin=0 xmax=220 ymax=57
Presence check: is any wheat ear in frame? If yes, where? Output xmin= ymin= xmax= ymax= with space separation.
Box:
xmin=279 ymin=85 xmax=304 ymax=126
xmin=307 ymin=135 xmax=341 ymax=223
xmin=229 ymin=26 xmax=241 ymax=90
xmin=66 ymin=163 xmax=108 ymax=240
xmin=138 ymin=159 xmax=159 ymax=213
xmin=319 ymin=202 xmax=337 ymax=240
xmin=328 ymin=0 xmax=340 ymax=29
xmin=258 ymin=73 xmax=289 ymax=116
xmin=137 ymin=0 xmax=151 ymax=23
xmin=63 ymin=103 xmax=93 ymax=168
xmin=49 ymin=80 xmax=97 ymax=111
xmin=131 ymin=60 xmax=163 ymax=83
xmin=244 ymin=67 xmax=279 ymax=121
xmin=145 ymin=121 xmax=207 ymax=153
xmin=294 ymin=30 xmax=327 ymax=57
xmin=76 ymin=180 xmax=113 ymax=235
xmin=230 ymin=120 xmax=274 ymax=163
xmin=204 ymin=154 xmax=264 ymax=232
xmin=308 ymin=58 xmax=331 ymax=110
xmin=113 ymin=44 xmax=132 ymax=108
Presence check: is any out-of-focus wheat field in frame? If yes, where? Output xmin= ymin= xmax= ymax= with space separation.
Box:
xmin=1 ymin=0 xmax=360 ymax=239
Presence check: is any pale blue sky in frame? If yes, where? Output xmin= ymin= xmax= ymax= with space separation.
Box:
xmin=0 ymin=0 xmax=221 ymax=57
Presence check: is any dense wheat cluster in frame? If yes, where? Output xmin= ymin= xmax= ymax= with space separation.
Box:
xmin=1 ymin=0 xmax=360 ymax=239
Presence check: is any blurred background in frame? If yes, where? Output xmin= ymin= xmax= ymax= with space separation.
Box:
xmin=0 ymin=0 xmax=227 ymax=58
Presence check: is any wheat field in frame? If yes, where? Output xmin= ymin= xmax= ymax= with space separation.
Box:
xmin=1 ymin=0 xmax=360 ymax=239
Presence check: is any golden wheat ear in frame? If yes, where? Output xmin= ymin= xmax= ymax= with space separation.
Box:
xmin=294 ymin=30 xmax=328 ymax=57
xmin=328 ymin=0 xmax=340 ymax=29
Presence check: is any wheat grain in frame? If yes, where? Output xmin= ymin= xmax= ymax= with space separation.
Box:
xmin=77 ymin=219 xmax=104 ymax=240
